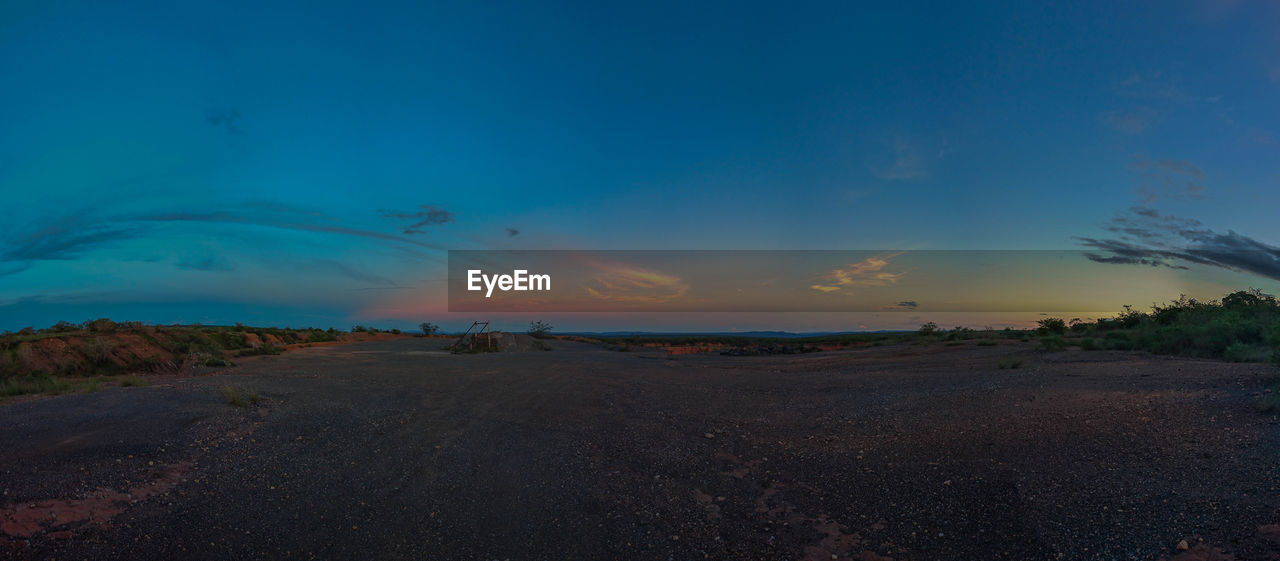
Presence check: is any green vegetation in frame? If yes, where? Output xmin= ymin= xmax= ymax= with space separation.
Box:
xmin=0 ymin=322 xmax=366 ymax=382
xmin=1042 ymin=289 xmax=1280 ymax=362
xmin=221 ymin=385 xmax=261 ymax=407
xmin=1258 ymin=380 xmax=1280 ymax=414
xmin=997 ymin=358 xmax=1024 ymax=370
xmin=1036 ymin=317 xmax=1067 ymax=334
xmin=1 ymin=372 xmax=146 ymax=398
xmin=528 ymin=320 xmax=554 ymax=338
xmin=306 ymin=330 xmax=339 ymax=343
xmin=420 ymin=322 xmax=440 ymax=335
xmin=1038 ymin=335 xmax=1067 ymax=351
xmin=237 ymin=344 xmax=283 ymax=357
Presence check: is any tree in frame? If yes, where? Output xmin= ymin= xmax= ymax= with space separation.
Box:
xmin=916 ymin=322 xmax=939 ymax=336
xmin=420 ymin=322 xmax=440 ymax=335
xmin=528 ymin=320 xmax=553 ymax=338
xmin=1036 ymin=317 xmax=1066 ymax=334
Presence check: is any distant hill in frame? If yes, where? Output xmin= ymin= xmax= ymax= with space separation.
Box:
xmin=560 ymin=330 xmax=909 ymax=339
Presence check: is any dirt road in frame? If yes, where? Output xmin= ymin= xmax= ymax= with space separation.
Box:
xmin=2 ymin=339 xmax=1278 ymax=560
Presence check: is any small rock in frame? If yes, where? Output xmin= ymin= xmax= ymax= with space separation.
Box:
xmin=1177 ymin=540 xmax=1189 ymax=551
xmin=704 ymin=433 xmax=715 ymax=439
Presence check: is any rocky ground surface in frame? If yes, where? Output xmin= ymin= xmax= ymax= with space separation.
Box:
xmin=1 ymin=339 xmax=1278 ymax=560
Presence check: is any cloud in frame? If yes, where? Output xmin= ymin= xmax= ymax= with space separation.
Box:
xmin=1 ymin=203 xmax=445 ymax=284
xmin=871 ymin=139 xmax=930 ymax=180
xmin=506 ymin=228 xmax=520 ymax=237
xmin=811 ymin=253 xmax=906 ymax=292
xmin=141 ymin=210 xmax=445 ymax=250
xmin=0 ymin=213 xmax=142 ymax=275
xmin=174 ymin=255 xmax=234 ymax=272
xmin=895 ymin=300 xmax=918 ymax=309
xmin=309 ymin=260 xmax=398 ymax=287
xmin=1102 ymin=108 xmax=1162 ymax=134
xmin=205 ymin=107 xmax=242 ymax=135
xmin=586 ymin=264 xmax=688 ymax=303
xmin=1112 ymin=71 xmax=1194 ymax=102
xmin=1130 ymin=157 xmax=1208 ymax=203
xmin=379 ymin=205 xmax=455 ymax=235
xmin=1077 ymin=207 xmax=1280 ymax=280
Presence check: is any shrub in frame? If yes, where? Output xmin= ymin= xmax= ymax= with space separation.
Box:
xmin=1036 ymin=318 xmax=1067 ymax=335
xmin=1224 ymin=342 xmax=1259 ymax=363
xmin=238 ymin=344 xmax=282 ymax=357
xmin=1038 ymin=335 xmax=1067 ymax=351
xmin=1258 ymin=380 xmax=1280 ymax=414
xmin=221 ymin=385 xmax=246 ymax=407
xmin=84 ymin=318 xmax=118 ymax=333
xmin=529 ymin=320 xmax=554 ymax=338
xmin=2 ymin=373 xmax=70 ymax=396
xmin=1080 ymin=338 xmax=1097 ymax=350
xmin=420 ymin=322 xmax=440 ymax=335
xmin=306 ymin=330 xmax=337 ymax=343
xmin=47 ymin=321 xmax=80 ymax=334
xmin=917 ymin=322 xmax=940 ymax=336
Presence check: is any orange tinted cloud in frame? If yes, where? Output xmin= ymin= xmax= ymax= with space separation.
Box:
xmin=586 ymin=264 xmax=688 ymax=303
xmin=811 ymin=252 xmax=906 ymax=292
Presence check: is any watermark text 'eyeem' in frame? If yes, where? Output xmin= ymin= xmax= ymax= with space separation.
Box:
xmin=467 ymin=269 xmax=551 ymax=298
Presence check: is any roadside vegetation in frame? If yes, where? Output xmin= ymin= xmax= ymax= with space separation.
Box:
xmin=221 ymin=385 xmax=261 ymax=407
xmin=1038 ymin=289 xmax=1280 ymax=364
xmin=0 ymin=320 xmax=416 ymax=397
xmin=1 ymin=372 xmax=147 ymax=398
xmin=594 ymin=289 xmax=1280 ymax=361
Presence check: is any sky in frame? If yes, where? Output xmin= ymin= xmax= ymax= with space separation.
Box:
xmin=1 ymin=0 xmax=1279 ymax=332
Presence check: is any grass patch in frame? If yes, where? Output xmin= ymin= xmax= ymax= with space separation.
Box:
xmin=976 ymin=340 xmax=998 ymax=346
xmin=1258 ymin=380 xmax=1280 ymax=413
xmin=1 ymin=372 xmax=147 ymax=398
xmin=996 ymin=358 xmax=1024 ymax=370
xmin=221 ymin=385 xmax=261 ymax=407
xmin=1038 ymin=335 xmax=1067 ymax=351
xmin=2 ymin=373 xmax=74 ymax=397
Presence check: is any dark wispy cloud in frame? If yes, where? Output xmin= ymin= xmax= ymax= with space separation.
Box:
xmin=140 ymin=211 xmax=446 ymax=249
xmin=174 ymin=255 xmax=234 ymax=272
xmin=1131 ymin=157 xmax=1207 ymax=203
xmin=308 ymin=260 xmax=397 ymax=287
xmin=890 ymin=300 xmax=918 ymax=310
xmin=0 ymin=213 xmax=142 ymax=276
xmin=1102 ymin=107 xmax=1162 ymax=134
xmin=205 ymin=107 xmax=242 ymax=135
xmin=379 ymin=205 xmax=455 ymax=235
xmin=1 ymin=203 xmax=446 ymax=279
xmin=506 ymin=227 xmax=520 ymax=237
xmin=1113 ymin=71 xmax=1194 ymax=103
xmin=1077 ymin=206 xmax=1280 ymax=280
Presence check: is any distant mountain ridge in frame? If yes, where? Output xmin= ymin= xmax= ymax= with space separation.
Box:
xmin=559 ymin=330 xmax=909 ymax=338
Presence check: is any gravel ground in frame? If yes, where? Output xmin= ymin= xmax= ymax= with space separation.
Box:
xmin=1 ymin=339 xmax=1279 ymax=560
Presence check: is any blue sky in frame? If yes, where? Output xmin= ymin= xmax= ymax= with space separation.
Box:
xmin=2 ymin=0 xmax=1278 ymax=332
